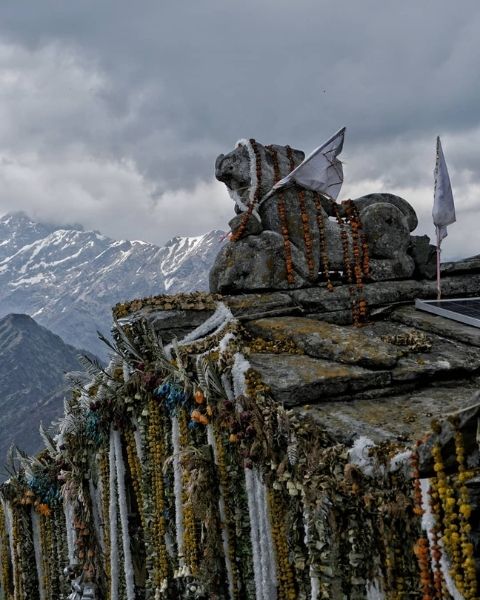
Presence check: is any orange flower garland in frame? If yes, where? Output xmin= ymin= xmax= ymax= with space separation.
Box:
xmin=286 ymin=146 xmax=316 ymax=281
xmin=267 ymin=145 xmax=295 ymax=285
xmin=313 ymin=192 xmax=334 ymax=291
xmin=411 ymin=446 xmax=434 ymax=600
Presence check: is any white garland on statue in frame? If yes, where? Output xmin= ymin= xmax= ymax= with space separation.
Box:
xmin=171 ymin=415 xmax=185 ymax=566
xmin=114 ymin=430 xmax=136 ymax=600
xmin=109 ymin=430 xmax=119 ymax=600
xmin=420 ymin=478 xmax=464 ymax=600
xmin=31 ymin=510 xmax=45 ymax=600
xmin=235 ymin=138 xmax=261 ymax=221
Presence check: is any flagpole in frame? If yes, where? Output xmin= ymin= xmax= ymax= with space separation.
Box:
xmin=436 ymin=226 xmax=442 ymax=300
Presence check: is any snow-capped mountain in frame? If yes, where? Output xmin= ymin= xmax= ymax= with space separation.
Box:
xmin=0 ymin=212 xmax=225 ymax=359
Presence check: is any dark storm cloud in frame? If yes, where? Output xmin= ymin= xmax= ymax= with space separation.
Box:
xmin=0 ymin=0 xmax=479 ymax=255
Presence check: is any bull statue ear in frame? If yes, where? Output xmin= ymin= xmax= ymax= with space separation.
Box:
xmin=291 ymin=148 xmax=305 ymax=164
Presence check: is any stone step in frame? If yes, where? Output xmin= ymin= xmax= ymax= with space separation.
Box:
xmin=245 ymin=316 xmax=401 ymax=369
xmin=248 ymin=353 xmax=391 ymax=407
xmin=391 ymin=305 xmax=480 ymax=347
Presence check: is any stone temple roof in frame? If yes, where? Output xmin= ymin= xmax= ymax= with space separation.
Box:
xmin=114 ymin=256 xmax=480 ymax=477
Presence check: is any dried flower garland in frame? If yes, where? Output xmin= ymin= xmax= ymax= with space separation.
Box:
xmin=2 ymin=301 xmax=478 ymax=600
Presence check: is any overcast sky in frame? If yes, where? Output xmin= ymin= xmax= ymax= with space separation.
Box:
xmin=0 ymin=1 xmax=479 ymax=258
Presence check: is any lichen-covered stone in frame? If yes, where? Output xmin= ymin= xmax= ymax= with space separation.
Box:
xmin=209 ymin=230 xmax=310 ymax=293
xmin=350 ymin=193 xmax=418 ymax=232
xmin=249 ymin=353 xmax=391 ymax=407
xmin=391 ymin=305 xmax=480 ymax=347
xmin=409 ymin=235 xmax=437 ymax=279
xmin=245 ymin=316 xmax=401 ymax=368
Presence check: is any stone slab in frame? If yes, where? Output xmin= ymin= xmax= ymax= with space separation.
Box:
xmin=293 ymin=380 xmax=480 ymax=451
xmin=290 ymin=274 xmax=480 ymax=319
xmin=245 ymin=316 xmax=401 ymax=369
xmin=121 ymin=308 xmax=214 ymax=344
xmin=363 ymin=321 xmax=480 ymax=383
xmin=391 ymin=305 xmax=480 ymax=348
xmin=248 ymin=353 xmax=391 ymax=407
xmin=224 ymin=292 xmax=294 ymax=317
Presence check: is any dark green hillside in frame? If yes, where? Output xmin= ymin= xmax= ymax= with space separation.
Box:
xmin=0 ymin=313 xmax=90 ymax=464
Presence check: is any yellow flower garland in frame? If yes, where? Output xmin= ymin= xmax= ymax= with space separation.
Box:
xmin=0 ymin=502 xmax=12 ymax=599
xmin=179 ymin=408 xmax=198 ymax=575
xmin=98 ymin=450 xmax=111 ymax=596
xmin=147 ymin=396 xmax=169 ymax=585
xmin=124 ymin=429 xmax=145 ymax=531
xmin=268 ymin=489 xmax=296 ymax=600
xmin=454 ymin=430 xmax=477 ymax=599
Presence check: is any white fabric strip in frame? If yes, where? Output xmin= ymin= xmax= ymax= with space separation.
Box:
xmin=109 ymin=430 xmax=119 ymax=600
xmin=31 ymin=510 xmax=45 ymax=600
xmin=114 ymin=430 xmax=136 ymax=600
xmin=171 ymin=415 xmax=185 ymax=563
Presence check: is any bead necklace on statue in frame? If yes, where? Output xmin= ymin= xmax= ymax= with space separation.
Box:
xmin=313 ymin=192 xmax=334 ymax=291
xmin=266 ymin=145 xmax=295 ymax=285
xmin=286 ymin=145 xmax=316 ymax=281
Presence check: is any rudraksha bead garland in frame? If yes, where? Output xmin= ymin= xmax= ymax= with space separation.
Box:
xmin=343 ymin=200 xmax=369 ymax=323
xmin=267 ymin=145 xmax=295 ymax=285
xmin=231 ymin=139 xmax=263 ymax=242
xmin=313 ymin=192 xmax=334 ymax=291
xmin=286 ymin=146 xmax=316 ymax=281
xmin=334 ymin=204 xmax=353 ymax=284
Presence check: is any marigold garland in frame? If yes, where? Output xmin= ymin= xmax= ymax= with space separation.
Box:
xmin=286 ymin=146 xmax=316 ymax=281
xmin=411 ymin=448 xmax=434 ymax=599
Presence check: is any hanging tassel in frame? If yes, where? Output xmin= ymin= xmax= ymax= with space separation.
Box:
xmin=114 ymin=430 xmax=136 ymax=600
xmin=109 ymin=430 xmax=119 ymax=600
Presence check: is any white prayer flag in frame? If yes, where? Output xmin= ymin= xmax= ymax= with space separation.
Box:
xmin=271 ymin=127 xmax=345 ymax=199
xmin=433 ymin=136 xmax=455 ymax=242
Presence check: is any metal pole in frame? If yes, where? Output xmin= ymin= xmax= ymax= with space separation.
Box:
xmin=436 ymin=226 xmax=442 ymax=300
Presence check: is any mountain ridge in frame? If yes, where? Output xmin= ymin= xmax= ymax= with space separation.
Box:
xmin=0 ymin=312 xmax=93 ymax=465
xmin=0 ymin=211 xmax=225 ymax=359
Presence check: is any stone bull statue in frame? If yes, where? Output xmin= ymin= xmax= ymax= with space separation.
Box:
xmin=209 ymin=140 xmax=436 ymax=293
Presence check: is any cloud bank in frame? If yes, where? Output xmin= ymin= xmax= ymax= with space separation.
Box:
xmin=0 ymin=1 xmax=479 ymax=258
